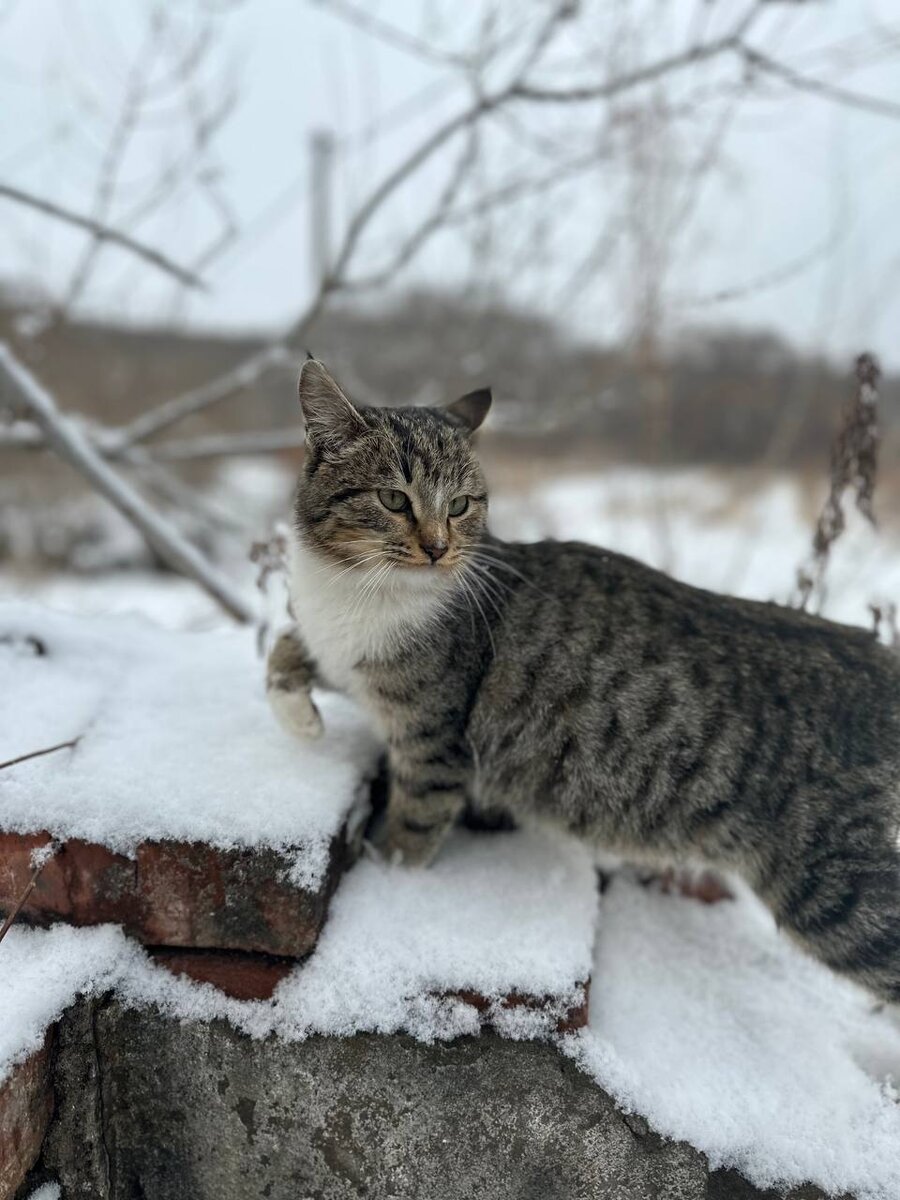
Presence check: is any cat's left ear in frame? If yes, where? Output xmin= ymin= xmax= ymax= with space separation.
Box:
xmin=298 ymin=358 xmax=366 ymax=447
xmin=445 ymin=387 xmax=491 ymax=434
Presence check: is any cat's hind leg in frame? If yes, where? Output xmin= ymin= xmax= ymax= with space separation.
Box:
xmin=266 ymin=627 xmax=323 ymax=739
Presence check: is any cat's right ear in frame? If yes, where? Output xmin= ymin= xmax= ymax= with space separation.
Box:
xmin=298 ymin=358 xmax=366 ymax=448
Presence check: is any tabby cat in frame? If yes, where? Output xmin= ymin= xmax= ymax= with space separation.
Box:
xmin=269 ymin=358 xmax=900 ymax=1004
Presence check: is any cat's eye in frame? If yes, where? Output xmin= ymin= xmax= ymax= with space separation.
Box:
xmin=448 ymin=495 xmax=469 ymax=518
xmin=378 ymin=488 xmax=409 ymax=513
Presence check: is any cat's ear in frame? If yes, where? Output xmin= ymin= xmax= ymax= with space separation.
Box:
xmin=445 ymin=387 xmax=491 ymax=434
xmin=298 ymin=358 xmax=366 ymax=447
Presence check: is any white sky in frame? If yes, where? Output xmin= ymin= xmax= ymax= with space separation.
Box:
xmin=2 ymin=0 xmax=900 ymax=368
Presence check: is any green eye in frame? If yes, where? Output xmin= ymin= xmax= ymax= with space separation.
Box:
xmin=448 ymin=495 xmax=469 ymax=517
xmin=378 ymin=488 xmax=409 ymax=512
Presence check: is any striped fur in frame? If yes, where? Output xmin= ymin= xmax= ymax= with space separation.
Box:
xmin=272 ymin=360 xmax=900 ymax=1004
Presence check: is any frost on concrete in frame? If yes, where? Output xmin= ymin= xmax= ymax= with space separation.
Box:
xmin=563 ymin=876 xmax=900 ymax=1200
xmin=0 ymin=602 xmax=382 ymax=887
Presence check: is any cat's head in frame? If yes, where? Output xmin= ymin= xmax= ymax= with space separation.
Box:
xmin=293 ymin=359 xmax=491 ymax=582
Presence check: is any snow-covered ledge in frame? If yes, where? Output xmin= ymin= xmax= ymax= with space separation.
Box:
xmin=4 ymin=604 xmax=900 ymax=1200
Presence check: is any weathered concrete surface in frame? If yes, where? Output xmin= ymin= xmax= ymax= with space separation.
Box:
xmin=38 ymin=997 xmax=836 ymax=1200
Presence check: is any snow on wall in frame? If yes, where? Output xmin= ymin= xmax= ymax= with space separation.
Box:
xmin=0 ymin=602 xmax=382 ymax=886
xmin=0 ymin=827 xmax=598 ymax=1075
xmin=24 ymin=1184 xmax=62 ymax=1200
xmin=564 ymin=876 xmax=900 ymax=1200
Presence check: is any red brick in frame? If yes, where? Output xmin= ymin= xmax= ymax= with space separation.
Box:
xmin=149 ymin=948 xmax=294 ymax=1001
xmin=0 ymin=1033 xmax=53 ymax=1200
xmin=0 ymin=830 xmax=347 ymax=958
xmin=655 ymin=866 xmax=733 ymax=905
xmin=449 ymin=978 xmax=590 ymax=1035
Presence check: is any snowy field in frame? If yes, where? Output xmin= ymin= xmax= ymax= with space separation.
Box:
xmin=3 ymin=464 xmax=899 ymax=634
xmin=2 ymin=465 xmax=900 ymax=1199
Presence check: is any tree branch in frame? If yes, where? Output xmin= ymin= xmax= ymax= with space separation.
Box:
xmin=0 ymin=345 xmax=253 ymax=623
xmin=0 ymin=183 xmax=207 ymax=291
xmin=110 ymin=343 xmax=293 ymax=450
xmin=738 ymin=45 xmax=900 ymax=121
xmin=148 ymin=427 xmax=305 ymax=462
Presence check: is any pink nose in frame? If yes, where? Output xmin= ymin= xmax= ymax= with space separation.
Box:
xmin=421 ymin=540 xmax=447 ymax=563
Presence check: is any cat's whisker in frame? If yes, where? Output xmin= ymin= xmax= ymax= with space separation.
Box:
xmin=458 ymin=571 xmax=496 ymax=659
xmin=462 ymin=557 xmax=513 ymax=600
xmin=322 ymin=552 xmax=386 ymax=589
xmin=465 ymin=569 xmax=506 ymax=619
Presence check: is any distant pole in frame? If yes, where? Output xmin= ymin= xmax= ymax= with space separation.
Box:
xmin=309 ymin=129 xmax=335 ymax=292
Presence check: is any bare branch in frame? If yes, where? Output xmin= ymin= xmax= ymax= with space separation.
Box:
xmin=112 ymin=344 xmax=293 ymax=451
xmin=93 ymin=5 xmax=765 ymax=445
xmin=311 ymin=0 xmax=467 ymax=68
xmin=510 ymin=15 xmax=756 ymax=104
xmin=0 ymin=739 xmax=78 ymax=772
xmin=148 ymin=427 xmax=305 ymax=462
xmin=0 ymin=183 xmax=207 ymax=291
xmin=739 ymin=45 xmax=900 ymax=121
xmin=0 ymin=345 xmax=253 ymax=624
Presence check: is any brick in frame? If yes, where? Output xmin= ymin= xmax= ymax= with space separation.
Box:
xmin=656 ymin=867 xmax=733 ymax=905
xmin=0 ymin=830 xmax=347 ymax=958
xmin=149 ymin=948 xmax=294 ymax=1001
xmin=0 ymin=1033 xmax=53 ymax=1200
xmin=449 ymin=978 xmax=590 ymax=1035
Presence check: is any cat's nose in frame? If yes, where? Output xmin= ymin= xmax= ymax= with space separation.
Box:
xmin=421 ymin=539 xmax=448 ymax=563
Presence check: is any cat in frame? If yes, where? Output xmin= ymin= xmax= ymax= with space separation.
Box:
xmin=269 ymin=357 xmax=900 ymax=1005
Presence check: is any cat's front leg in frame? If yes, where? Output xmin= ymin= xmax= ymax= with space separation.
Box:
xmin=266 ymin=626 xmax=323 ymax=739
xmin=372 ymin=739 xmax=468 ymax=866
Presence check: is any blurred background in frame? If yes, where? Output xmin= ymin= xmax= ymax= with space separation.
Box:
xmin=0 ymin=0 xmax=898 ymax=635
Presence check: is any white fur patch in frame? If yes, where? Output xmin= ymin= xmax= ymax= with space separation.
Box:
xmin=267 ymin=685 xmax=323 ymax=740
xmin=287 ymin=536 xmax=452 ymax=697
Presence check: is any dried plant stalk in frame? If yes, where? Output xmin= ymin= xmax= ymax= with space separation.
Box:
xmin=794 ymin=353 xmax=880 ymax=611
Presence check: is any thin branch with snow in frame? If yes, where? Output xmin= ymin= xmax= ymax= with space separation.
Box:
xmin=0 ymin=345 xmax=253 ymax=624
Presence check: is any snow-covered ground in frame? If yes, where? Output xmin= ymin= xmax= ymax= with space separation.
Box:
xmin=0 ymin=604 xmax=381 ymax=886
xmin=2 ymin=466 xmax=900 ymax=1199
xmin=490 ymin=468 xmax=900 ymax=632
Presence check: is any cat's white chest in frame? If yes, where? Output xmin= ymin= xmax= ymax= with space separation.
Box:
xmin=287 ymin=539 xmax=442 ymax=696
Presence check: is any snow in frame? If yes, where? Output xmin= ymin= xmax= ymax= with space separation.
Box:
xmin=0 ymin=601 xmax=382 ymax=887
xmin=3 ymin=467 xmax=900 ymax=1198
xmin=24 ymin=1186 xmax=61 ymax=1200
xmin=0 ymin=923 xmax=127 ymax=1084
xmin=491 ymin=468 xmax=900 ymax=633
xmin=0 ymin=827 xmax=597 ymax=1074
xmin=563 ymin=876 xmax=900 ymax=1200
xmin=267 ymin=828 xmax=596 ymax=1042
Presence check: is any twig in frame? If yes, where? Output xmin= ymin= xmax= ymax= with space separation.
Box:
xmin=111 ymin=343 xmax=292 ymax=451
xmin=0 ymin=344 xmax=253 ymax=623
xmin=148 ymin=427 xmax=305 ymax=462
xmin=0 ymin=183 xmax=206 ymax=291
xmin=0 ymin=739 xmax=78 ymax=772
xmin=739 ymin=45 xmax=900 ymax=122
xmin=0 ymin=843 xmax=61 ymax=949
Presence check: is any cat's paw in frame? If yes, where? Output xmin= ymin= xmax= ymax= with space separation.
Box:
xmin=268 ymin=686 xmax=323 ymax=740
xmin=365 ymin=811 xmax=440 ymax=868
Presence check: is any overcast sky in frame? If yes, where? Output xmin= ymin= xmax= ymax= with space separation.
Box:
xmin=2 ymin=0 xmax=899 ymax=368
